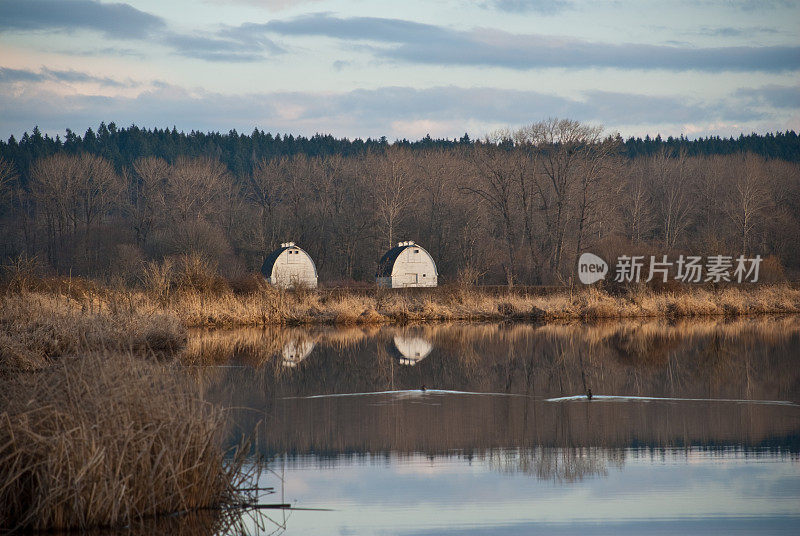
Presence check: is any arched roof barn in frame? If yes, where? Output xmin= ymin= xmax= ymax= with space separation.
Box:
xmin=261 ymin=242 xmax=318 ymax=289
xmin=377 ymin=241 xmax=437 ymax=288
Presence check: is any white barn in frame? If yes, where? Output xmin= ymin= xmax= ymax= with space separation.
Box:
xmin=261 ymin=242 xmax=318 ymax=288
xmin=376 ymin=241 xmax=438 ymax=288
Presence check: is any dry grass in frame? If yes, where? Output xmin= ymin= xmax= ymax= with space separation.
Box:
xmin=0 ymin=292 xmax=186 ymax=374
xmin=4 ymin=279 xmax=800 ymax=335
xmin=0 ymin=353 xmax=254 ymax=532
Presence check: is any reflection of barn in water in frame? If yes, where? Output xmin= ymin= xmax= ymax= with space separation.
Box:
xmin=391 ymin=335 xmax=433 ymax=365
xmin=282 ymin=339 xmax=316 ymax=367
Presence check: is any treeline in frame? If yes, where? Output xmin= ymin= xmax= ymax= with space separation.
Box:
xmin=2 ymin=123 xmax=799 ymax=179
xmin=0 ymin=118 xmax=799 ymax=285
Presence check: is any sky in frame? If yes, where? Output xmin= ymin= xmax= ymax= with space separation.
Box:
xmin=0 ymin=0 xmax=798 ymax=141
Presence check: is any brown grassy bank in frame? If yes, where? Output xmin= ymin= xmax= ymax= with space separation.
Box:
xmin=0 ymin=353 xmax=254 ymax=532
xmin=167 ymin=283 xmax=800 ymax=326
xmin=3 ymin=282 xmax=800 ymax=336
xmin=0 ymin=291 xmax=187 ymax=374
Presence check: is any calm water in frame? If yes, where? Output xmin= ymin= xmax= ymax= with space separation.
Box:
xmin=191 ymin=317 xmax=800 ymax=535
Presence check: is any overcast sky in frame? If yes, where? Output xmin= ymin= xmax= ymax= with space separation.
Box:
xmin=1 ymin=0 xmax=798 ymax=141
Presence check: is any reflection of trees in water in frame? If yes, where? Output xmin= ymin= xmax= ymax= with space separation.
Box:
xmin=487 ymin=447 xmax=625 ymax=482
xmin=192 ymin=317 xmax=800 ymax=462
xmin=190 ymin=316 xmax=800 ymax=405
xmin=434 ymin=318 xmax=800 ymax=402
xmin=184 ymin=326 xmax=371 ymax=368
xmin=207 ymin=373 xmax=800 ymax=468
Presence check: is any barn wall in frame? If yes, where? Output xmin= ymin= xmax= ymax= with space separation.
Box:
xmin=270 ymin=249 xmax=318 ymax=288
xmin=387 ymin=246 xmax=437 ymax=288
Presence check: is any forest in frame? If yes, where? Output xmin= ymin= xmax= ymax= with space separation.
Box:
xmin=1 ymin=119 xmax=799 ymax=286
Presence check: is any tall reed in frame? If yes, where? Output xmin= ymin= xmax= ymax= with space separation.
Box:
xmin=0 ymin=292 xmax=186 ymax=374
xmin=0 ymin=353 xmax=253 ymax=531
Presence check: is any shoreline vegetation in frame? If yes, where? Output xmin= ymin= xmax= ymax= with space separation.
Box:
xmin=3 ymin=275 xmax=800 ymax=369
xmin=0 ymin=353 xmax=258 ymax=532
xmin=170 ymin=283 xmax=800 ymax=326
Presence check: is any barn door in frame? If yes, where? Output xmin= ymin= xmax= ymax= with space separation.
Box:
xmin=405 ymin=273 xmax=418 ymax=286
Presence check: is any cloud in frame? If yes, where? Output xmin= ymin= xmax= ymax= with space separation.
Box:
xmin=735 ymin=85 xmax=800 ymax=109
xmin=162 ymin=32 xmax=283 ymax=62
xmin=257 ymin=13 xmax=438 ymax=43
xmin=481 ymin=0 xmax=573 ymax=15
xmin=693 ymin=26 xmax=780 ymax=37
xmin=580 ymin=90 xmax=760 ymax=124
xmin=256 ymin=13 xmax=800 ymax=72
xmin=1 ymin=83 xmax=784 ymax=142
xmin=0 ymin=67 xmax=44 ymax=83
xmin=69 ymin=47 xmax=148 ymax=58
xmin=0 ymin=0 xmax=165 ymax=39
xmin=708 ymin=0 xmax=796 ymax=11
xmin=332 ymin=60 xmax=351 ymax=71
xmin=0 ymin=66 xmax=132 ymax=87
xmin=0 ymin=0 xmax=282 ymax=63
xmin=210 ymin=0 xmax=325 ymax=9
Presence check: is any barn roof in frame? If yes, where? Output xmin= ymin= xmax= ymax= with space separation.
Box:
xmin=261 ymin=246 xmax=291 ymax=278
xmin=376 ymin=244 xmax=408 ymax=277
xmin=261 ymin=242 xmax=317 ymax=279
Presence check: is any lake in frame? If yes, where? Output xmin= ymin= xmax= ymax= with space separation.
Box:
xmin=191 ymin=317 xmax=800 ymax=535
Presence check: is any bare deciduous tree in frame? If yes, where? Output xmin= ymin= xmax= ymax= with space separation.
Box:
xmin=75 ymin=154 xmax=121 ymax=232
xmin=570 ymin=136 xmax=621 ymax=283
xmin=130 ymin=157 xmax=169 ymax=245
xmin=724 ymin=154 xmax=772 ymax=255
xmin=372 ymin=148 xmax=415 ymax=249
xmin=465 ymin=140 xmax=520 ymax=285
xmin=518 ymin=119 xmax=604 ymax=277
xmin=248 ymin=157 xmax=287 ymax=251
xmin=624 ymin=159 xmax=656 ymax=243
xmin=0 ymin=157 xmax=16 ymax=203
xmin=166 ymin=156 xmax=229 ymax=224
xmin=651 ymin=149 xmax=693 ymax=249
xmin=158 ymin=156 xmax=231 ymax=258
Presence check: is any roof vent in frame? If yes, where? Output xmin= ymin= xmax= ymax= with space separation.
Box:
xmin=288 ymin=241 xmax=295 ymax=247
